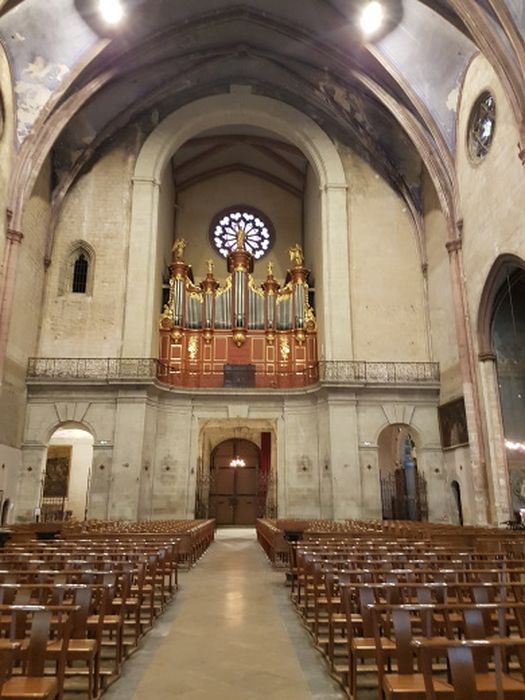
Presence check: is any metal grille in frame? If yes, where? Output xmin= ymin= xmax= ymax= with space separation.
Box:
xmin=72 ymin=253 xmax=88 ymax=293
xmin=380 ymin=468 xmax=428 ymax=521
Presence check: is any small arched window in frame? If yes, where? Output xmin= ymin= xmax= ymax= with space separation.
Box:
xmin=72 ymin=253 xmax=88 ymax=293
xmin=59 ymin=242 xmax=95 ymax=297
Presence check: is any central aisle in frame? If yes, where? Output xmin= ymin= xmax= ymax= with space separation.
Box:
xmin=106 ymin=527 xmax=345 ymax=700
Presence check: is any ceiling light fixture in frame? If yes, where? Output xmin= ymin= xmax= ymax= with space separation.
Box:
xmin=99 ymin=0 xmax=124 ymax=25
xmin=360 ymin=1 xmax=384 ymax=36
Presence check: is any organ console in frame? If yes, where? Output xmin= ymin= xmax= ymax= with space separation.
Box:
xmin=157 ymin=233 xmax=318 ymax=388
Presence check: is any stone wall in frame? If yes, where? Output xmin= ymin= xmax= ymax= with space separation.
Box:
xmin=37 ymin=128 xmax=141 ymax=358
xmin=19 ymin=384 xmax=446 ymax=523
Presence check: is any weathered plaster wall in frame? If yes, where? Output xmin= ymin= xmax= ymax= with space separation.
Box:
xmin=423 ymin=171 xmax=461 ymax=402
xmin=342 ymin=148 xmax=430 ymax=362
xmin=37 ymin=128 xmax=140 ymax=358
xmin=0 ymin=157 xmax=51 ymax=484
xmin=19 ymin=385 xmax=444 ymax=522
xmin=174 ymin=171 xmax=302 ymax=284
xmin=0 ymin=41 xmax=14 ymax=262
xmin=457 ymin=54 xmax=525 ymax=337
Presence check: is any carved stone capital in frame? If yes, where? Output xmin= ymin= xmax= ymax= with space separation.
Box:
xmin=478 ymin=351 xmax=497 ymax=363
xmin=446 ymin=238 xmax=462 ymax=254
xmin=6 ymin=228 xmax=23 ymax=244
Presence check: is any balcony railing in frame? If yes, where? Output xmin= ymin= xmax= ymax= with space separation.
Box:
xmin=319 ymin=361 xmax=440 ymax=384
xmin=27 ymin=358 xmax=158 ymax=381
xmin=27 ymin=358 xmax=440 ymax=387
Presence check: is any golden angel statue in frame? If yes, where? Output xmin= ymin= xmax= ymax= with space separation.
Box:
xmin=206 ymin=259 xmax=215 ymax=275
xmin=267 ymin=261 xmax=274 ymax=277
xmin=172 ymin=238 xmax=187 ymax=261
xmin=288 ymin=243 xmax=304 ymax=266
xmin=236 ymin=227 xmax=246 ymax=250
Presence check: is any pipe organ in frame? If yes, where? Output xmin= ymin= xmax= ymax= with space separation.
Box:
xmin=158 ymin=236 xmax=318 ymax=388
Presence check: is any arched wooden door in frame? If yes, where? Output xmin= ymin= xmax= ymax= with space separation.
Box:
xmin=209 ymin=439 xmax=259 ymax=525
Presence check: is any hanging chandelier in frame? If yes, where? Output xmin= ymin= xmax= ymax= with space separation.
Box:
xmin=230 ymin=458 xmax=246 ymax=468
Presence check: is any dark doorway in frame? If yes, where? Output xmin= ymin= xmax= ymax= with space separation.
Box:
xmin=451 ymin=480 xmax=464 ymax=526
xmin=209 ymin=439 xmax=260 ymax=525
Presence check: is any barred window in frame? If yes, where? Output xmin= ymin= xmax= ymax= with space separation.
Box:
xmin=72 ymin=253 xmax=88 ymax=293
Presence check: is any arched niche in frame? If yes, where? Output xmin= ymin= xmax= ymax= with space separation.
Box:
xmin=42 ymin=422 xmax=94 ymax=521
xmin=123 ymin=93 xmax=351 ymax=363
xmin=377 ymin=423 xmax=427 ymax=521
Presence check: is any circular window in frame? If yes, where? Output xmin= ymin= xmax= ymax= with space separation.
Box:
xmin=468 ymin=92 xmax=496 ymax=163
xmin=210 ymin=207 xmax=273 ymax=260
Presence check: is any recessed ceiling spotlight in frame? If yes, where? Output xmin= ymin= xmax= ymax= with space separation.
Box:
xmin=360 ymin=1 xmax=384 ymax=36
xmin=98 ymin=0 xmax=124 ymax=25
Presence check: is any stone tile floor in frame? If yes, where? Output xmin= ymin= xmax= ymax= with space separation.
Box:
xmin=100 ymin=527 xmax=358 ymax=700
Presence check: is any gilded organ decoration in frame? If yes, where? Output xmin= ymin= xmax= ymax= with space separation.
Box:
xmin=172 ymin=238 xmax=187 ymax=261
xmin=188 ymin=336 xmax=199 ymax=360
xmin=280 ymin=337 xmax=291 ymax=361
xmin=288 ymin=243 xmax=304 ymax=266
xmin=158 ymin=240 xmax=317 ymax=388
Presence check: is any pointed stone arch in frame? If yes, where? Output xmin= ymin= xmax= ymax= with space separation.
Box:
xmin=477 ymin=253 xmax=525 ymax=355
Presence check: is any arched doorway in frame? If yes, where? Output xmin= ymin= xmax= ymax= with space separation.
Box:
xmin=378 ymin=424 xmax=428 ymax=521
xmin=485 ymin=262 xmax=525 ymax=517
xmin=41 ymin=425 xmax=94 ymax=521
xmin=208 ymin=439 xmax=260 ymax=525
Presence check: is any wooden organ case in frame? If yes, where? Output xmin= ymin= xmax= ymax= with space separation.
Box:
xmin=157 ymin=237 xmax=318 ymax=388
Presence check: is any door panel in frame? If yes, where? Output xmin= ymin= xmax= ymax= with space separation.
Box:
xmin=213 ymin=467 xmax=235 ymax=494
xmin=208 ymin=439 xmax=260 ymax=525
xmin=215 ymin=497 xmax=234 ymax=525
xmin=235 ymin=496 xmax=256 ymax=525
xmin=236 ymin=467 xmax=257 ymax=493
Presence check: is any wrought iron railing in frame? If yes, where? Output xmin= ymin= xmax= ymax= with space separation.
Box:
xmin=27 ymin=358 xmax=440 ymax=386
xmin=319 ymin=361 xmax=440 ymax=384
xmin=27 ymin=357 xmax=158 ymax=381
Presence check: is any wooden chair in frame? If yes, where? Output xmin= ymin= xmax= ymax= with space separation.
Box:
xmin=1 ymin=609 xmax=70 ymax=700
xmin=371 ymin=605 xmax=454 ymax=700
xmin=48 ymin=587 xmax=101 ymax=700
xmin=416 ymin=638 xmax=525 ymax=700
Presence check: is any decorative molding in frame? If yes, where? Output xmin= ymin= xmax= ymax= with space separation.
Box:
xmin=478 ymin=351 xmax=497 ymax=363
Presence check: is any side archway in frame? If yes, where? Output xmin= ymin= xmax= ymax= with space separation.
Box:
xmin=477 ymin=254 xmax=525 ymax=522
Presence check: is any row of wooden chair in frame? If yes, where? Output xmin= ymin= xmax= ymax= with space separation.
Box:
xmin=270 ymin=522 xmax=525 ymax=699
xmin=0 ymin=519 xmax=216 ymax=699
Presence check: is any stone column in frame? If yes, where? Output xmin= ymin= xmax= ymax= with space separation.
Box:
xmin=121 ymin=177 xmax=161 ymax=357
xmin=276 ymin=411 xmax=286 ymax=517
xmin=446 ymin=233 xmax=491 ymax=524
xmin=0 ymin=228 xmax=24 ymax=380
xmin=108 ymin=398 xmax=148 ymax=520
xmin=478 ymin=352 xmax=512 ymax=522
xmin=358 ymin=447 xmax=382 ymax=520
xmin=87 ymin=444 xmax=113 ymax=519
xmin=327 ymin=395 xmax=361 ymax=520
xmin=15 ymin=444 xmax=46 ymax=522
xmin=320 ymin=184 xmax=353 ymax=361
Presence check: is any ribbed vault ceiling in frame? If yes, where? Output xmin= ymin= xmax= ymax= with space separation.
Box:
xmin=1 ymin=0 xmax=525 ymax=228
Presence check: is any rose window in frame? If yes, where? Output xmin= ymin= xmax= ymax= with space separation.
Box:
xmin=210 ymin=207 xmax=273 ymax=260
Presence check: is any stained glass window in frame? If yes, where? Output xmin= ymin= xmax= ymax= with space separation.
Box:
xmin=210 ymin=207 xmax=273 ymax=260
xmin=468 ymin=92 xmax=496 ymax=162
